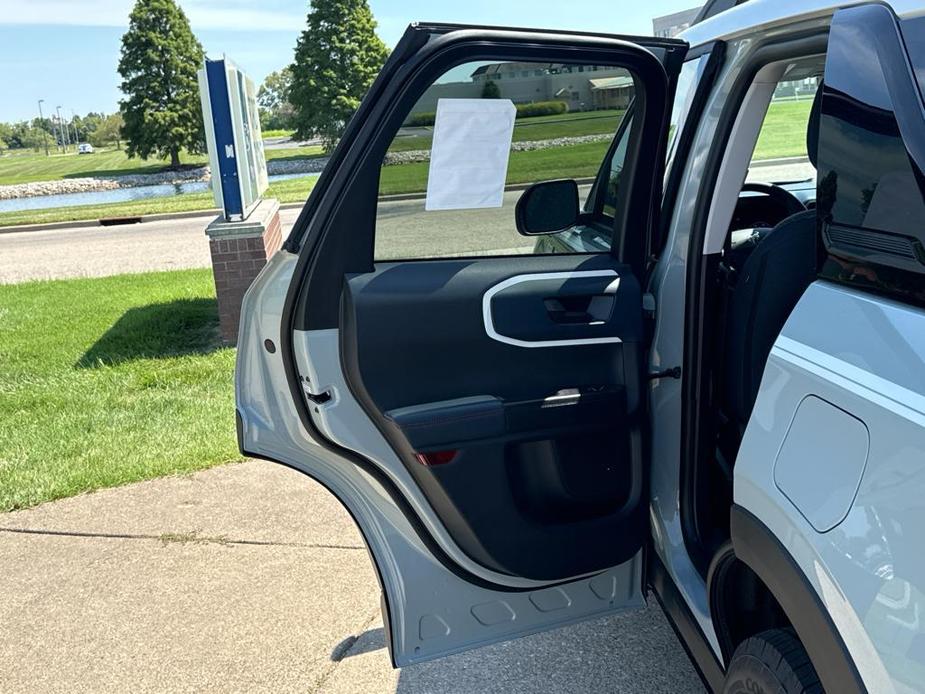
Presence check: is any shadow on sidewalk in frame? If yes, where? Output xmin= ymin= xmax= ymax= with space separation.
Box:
xmin=331 ymin=628 xmax=387 ymax=662
xmin=76 ymin=298 xmax=222 ymax=368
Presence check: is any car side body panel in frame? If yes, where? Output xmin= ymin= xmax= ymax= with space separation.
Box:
xmin=735 ymin=280 xmax=925 ymax=693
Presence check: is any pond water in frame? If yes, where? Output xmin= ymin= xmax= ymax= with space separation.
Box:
xmin=0 ymin=171 xmax=319 ymax=214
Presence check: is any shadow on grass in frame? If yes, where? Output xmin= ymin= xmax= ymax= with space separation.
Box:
xmin=76 ymin=298 xmax=222 ymax=368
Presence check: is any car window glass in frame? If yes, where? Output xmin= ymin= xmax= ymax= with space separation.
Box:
xmin=746 ymin=76 xmax=819 ymax=184
xmin=601 ymin=117 xmax=632 ymax=219
xmin=665 ymin=54 xmax=709 ymax=169
xmin=599 ymin=54 xmax=707 ymax=222
xmin=374 ymin=60 xmax=636 ymax=260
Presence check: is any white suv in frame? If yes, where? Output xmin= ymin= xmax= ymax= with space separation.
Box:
xmin=236 ymin=1 xmax=925 ymax=690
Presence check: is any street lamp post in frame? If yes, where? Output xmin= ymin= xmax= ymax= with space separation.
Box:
xmin=37 ymin=100 xmax=49 ymax=156
xmin=56 ymin=106 xmax=68 ymax=152
xmin=51 ymin=116 xmax=60 ymax=152
xmin=71 ymin=109 xmax=80 ymax=145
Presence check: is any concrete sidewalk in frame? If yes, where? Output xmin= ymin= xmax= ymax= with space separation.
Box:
xmin=0 ymin=461 xmax=704 ymax=693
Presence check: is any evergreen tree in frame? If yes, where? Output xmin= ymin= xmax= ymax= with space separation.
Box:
xmin=481 ymin=79 xmax=501 ymax=99
xmin=289 ymin=0 xmax=389 ymax=151
xmin=118 ymin=0 xmax=205 ymax=168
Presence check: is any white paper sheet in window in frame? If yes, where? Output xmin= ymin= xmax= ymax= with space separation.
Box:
xmin=424 ymin=98 xmax=517 ymax=211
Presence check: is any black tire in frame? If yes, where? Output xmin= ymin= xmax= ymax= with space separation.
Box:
xmin=722 ymin=628 xmax=823 ymax=694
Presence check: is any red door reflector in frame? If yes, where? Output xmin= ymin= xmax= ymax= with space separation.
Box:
xmin=414 ymin=450 xmax=458 ymax=466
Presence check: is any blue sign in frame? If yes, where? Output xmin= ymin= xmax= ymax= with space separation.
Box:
xmin=198 ymin=58 xmax=268 ymax=221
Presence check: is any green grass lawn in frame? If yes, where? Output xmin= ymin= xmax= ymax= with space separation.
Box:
xmin=379 ymin=139 xmax=610 ymax=195
xmin=0 ymin=269 xmax=238 ymax=512
xmin=389 ymin=109 xmax=625 ymax=152
xmin=753 ymin=98 xmax=814 ymax=161
xmin=0 ymin=148 xmax=209 ymax=185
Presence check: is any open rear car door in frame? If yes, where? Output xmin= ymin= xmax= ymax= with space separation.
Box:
xmin=236 ymin=24 xmax=686 ymax=666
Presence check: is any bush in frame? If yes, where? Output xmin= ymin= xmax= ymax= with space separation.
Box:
xmin=406 ymin=111 xmax=436 ymax=127
xmin=515 ymin=100 xmax=568 ymax=119
xmin=403 ymin=99 xmax=569 ymax=127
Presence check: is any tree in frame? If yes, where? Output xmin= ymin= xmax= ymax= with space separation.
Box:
xmin=70 ymin=112 xmax=104 ymax=143
xmin=258 ymin=68 xmax=296 ymax=131
xmin=31 ymin=117 xmax=54 ymax=138
xmin=14 ymin=124 xmax=45 ymax=151
xmin=481 ymin=79 xmax=501 ymax=99
xmin=2 ymin=122 xmax=45 ymax=151
xmin=0 ymin=122 xmax=13 ymax=154
xmin=258 ymin=68 xmax=293 ymax=113
xmin=90 ymin=113 xmax=125 ymax=149
xmin=118 ymin=0 xmax=205 ymax=168
xmin=289 ymin=0 xmax=389 ymax=151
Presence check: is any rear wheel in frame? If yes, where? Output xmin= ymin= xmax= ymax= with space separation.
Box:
xmin=722 ymin=628 xmax=822 ymax=694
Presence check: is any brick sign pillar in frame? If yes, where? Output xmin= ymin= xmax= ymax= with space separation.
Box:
xmin=204 ymin=198 xmax=283 ymax=344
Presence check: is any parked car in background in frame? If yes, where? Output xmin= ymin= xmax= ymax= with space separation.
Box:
xmin=236 ymin=0 xmax=925 ymax=691
xmin=77 ymin=143 xmax=94 ymax=154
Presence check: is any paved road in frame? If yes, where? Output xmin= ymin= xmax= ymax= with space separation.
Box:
xmin=0 ymin=208 xmax=303 ymax=284
xmin=0 ymin=194 xmax=536 ymax=284
xmin=0 ymin=461 xmax=704 ymax=693
xmin=747 ymin=158 xmax=815 ymax=184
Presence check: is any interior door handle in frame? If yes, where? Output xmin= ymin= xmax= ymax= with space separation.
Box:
xmin=544 ymin=295 xmax=614 ymax=324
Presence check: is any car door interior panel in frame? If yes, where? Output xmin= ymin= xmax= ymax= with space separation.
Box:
xmin=254 ymin=23 xmax=685 ymax=665
xmin=341 ymin=253 xmax=646 ymax=581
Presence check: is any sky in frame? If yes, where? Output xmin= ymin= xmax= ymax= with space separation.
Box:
xmin=0 ymin=0 xmax=700 ymax=123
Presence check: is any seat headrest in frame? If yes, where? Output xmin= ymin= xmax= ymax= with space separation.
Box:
xmin=806 ymin=83 xmax=823 ymax=168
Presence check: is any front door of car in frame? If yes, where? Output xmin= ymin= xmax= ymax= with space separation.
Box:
xmin=236 ymin=24 xmax=686 ymax=666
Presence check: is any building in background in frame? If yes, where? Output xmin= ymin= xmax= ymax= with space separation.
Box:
xmin=409 ymin=63 xmax=633 ymax=116
xmin=774 ymin=76 xmax=820 ymax=99
xmin=652 ymin=6 xmax=703 ymax=37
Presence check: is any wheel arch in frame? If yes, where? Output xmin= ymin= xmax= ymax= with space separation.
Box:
xmin=717 ymin=505 xmax=866 ymax=693
xmin=707 ymin=540 xmax=789 ymax=666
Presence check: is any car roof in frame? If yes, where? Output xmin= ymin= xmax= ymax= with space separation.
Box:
xmin=680 ymin=0 xmax=925 ymax=48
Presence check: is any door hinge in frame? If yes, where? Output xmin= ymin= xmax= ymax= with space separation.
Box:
xmin=648 ymin=366 xmax=682 ymax=381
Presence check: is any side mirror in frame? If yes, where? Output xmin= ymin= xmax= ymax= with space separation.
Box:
xmin=515 ymin=179 xmax=580 ymax=236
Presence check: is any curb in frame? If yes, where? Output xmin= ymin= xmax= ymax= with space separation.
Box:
xmin=750 ymin=156 xmax=810 ymax=167
xmin=0 ymin=180 xmax=596 ymax=235
xmin=377 ymin=177 xmax=596 ymax=203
